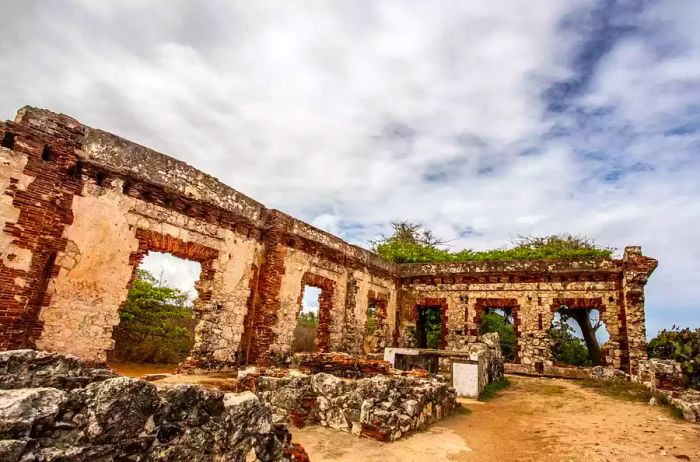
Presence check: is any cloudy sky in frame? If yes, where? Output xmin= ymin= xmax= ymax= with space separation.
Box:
xmin=2 ymin=0 xmax=698 ymax=335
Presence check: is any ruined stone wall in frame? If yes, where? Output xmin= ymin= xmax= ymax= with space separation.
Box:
xmin=397 ymin=250 xmax=657 ymax=374
xmin=0 ymin=107 xmax=656 ymax=373
xmin=0 ymin=107 xmax=398 ymax=368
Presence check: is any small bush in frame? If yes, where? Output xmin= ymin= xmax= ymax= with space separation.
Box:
xmin=480 ymin=312 xmax=516 ymax=361
xmin=292 ymin=311 xmax=318 ymax=352
xmin=648 ymin=327 xmax=700 ymax=390
xmin=549 ymin=319 xmax=591 ymax=367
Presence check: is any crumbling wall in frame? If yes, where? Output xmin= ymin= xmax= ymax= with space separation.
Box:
xmin=239 ymin=369 xmax=456 ymax=442
xmin=0 ymin=107 xmax=398 ymax=369
xmin=397 ymin=251 xmax=657 ymax=375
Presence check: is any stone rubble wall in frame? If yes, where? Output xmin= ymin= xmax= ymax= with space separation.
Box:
xmin=0 ymin=350 xmax=308 ymax=462
xmin=638 ymin=359 xmax=700 ymax=423
xmin=238 ymin=367 xmax=456 ymax=442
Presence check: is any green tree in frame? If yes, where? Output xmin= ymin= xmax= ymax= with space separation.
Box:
xmin=480 ymin=311 xmax=516 ymax=361
xmin=549 ymin=319 xmax=591 ymax=367
xmin=648 ymin=327 xmax=700 ymax=390
xmin=111 ymin=269 xmax=195 ymax=364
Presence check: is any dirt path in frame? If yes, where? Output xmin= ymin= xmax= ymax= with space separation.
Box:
xmin=293 ymin=376 xmax=700 ymax=462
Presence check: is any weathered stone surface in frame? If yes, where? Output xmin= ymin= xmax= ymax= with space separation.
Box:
xmin=0 ymin=349 xmax=115 ymax=390
xmin=0 ymin=388 xmax=65 ymax=438
xmin=671 ymin=389 xmax=700 ymax=423
xmin=84 ymin=377 xmax=159 ymax=443
xmin=0 ymin=350 xmax=308 ymax=461
xmin=241 ymin=369 xmax=457 ymax=441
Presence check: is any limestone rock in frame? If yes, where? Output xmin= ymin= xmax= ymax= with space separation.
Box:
xmin=84 ymin=377 xmax=160 ymax=443
xmin=0 ymin=388 xmax=66 ymax=438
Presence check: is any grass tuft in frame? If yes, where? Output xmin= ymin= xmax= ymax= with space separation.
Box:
xmin=479 ymin=378 xmax=510 ymax=401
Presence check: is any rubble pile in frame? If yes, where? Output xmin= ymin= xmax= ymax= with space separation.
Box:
xmin=0 ymin=350 xmax=308 ymax=462
xmin=239 ymin=368 xmax=457 ymax=441
xmin=296 ymin=353 xmax=393 ymax=378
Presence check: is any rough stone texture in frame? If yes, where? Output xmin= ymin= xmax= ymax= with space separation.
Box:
xmin=0 ymin=350 xmax=307 ymax=461
xmin=0 ymin=107 xmax=657 ymax=376
xmin=238 ymin=368 xmax=456 ymax=442
xmin=0 ymin=349 xmax=116 ymax=390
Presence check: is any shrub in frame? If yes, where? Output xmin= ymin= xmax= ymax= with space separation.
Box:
xmin=111 ymin=269 xmax=194 ymax=364
xmin=374 ymin=231 xmax=613 ymax=264
xmin=480 ymin=312 xmax=516 ymax=361
xmin=648 ymin=327 xmax=700 ymax=390
xmin=292 ymin=312 xmax=318 ymax=352
xmin=549 ymin=319 xmax=591 ymax=367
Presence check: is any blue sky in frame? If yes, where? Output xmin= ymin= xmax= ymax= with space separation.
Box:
xmin=1 ymin=1 xmax=698 ymax=336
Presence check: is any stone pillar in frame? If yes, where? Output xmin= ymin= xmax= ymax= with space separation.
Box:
xmin=340 ymin=276 xmax=361 ymax=354
xmin=622 ymin=246 xmax=658 ymax=376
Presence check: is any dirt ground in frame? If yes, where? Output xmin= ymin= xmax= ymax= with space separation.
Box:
xmin=109 ymin=364 xmax=700 ymax=461
xmin=293 ymin=376 xmax=700 ymax=462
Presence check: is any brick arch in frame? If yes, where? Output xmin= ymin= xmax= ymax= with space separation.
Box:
xmin=128 ymin=229 xmax=219 ymax=305
xmin=472 ymin=298 xmax=520 ymax=362
xmin=298 ymin=272 xmax=336 ymax=352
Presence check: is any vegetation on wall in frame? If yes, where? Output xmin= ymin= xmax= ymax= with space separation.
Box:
xmin=372 ymin=221 xmax=613 ymax=263
xmin=110 ymin=269 xmax=195 ymax=364
xmin=648 ymin=327 xmax=700 ymax=390
xmin=480 ymin=311 xmax=516 ymax=361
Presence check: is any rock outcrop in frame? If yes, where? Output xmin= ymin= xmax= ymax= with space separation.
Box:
xmin=0 ymin=350 xmax=307 ymax=461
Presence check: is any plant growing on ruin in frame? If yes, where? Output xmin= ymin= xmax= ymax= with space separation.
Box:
xmin=549 ymin=319 xmax=591 ymax=367
xmin=111 ymin=269 xmax=194 ymax=364
xmin=648 ymin=327 xmax=700 ymax=390
xmin=373 ymin=223 xmax=614 ymax=263
xmin=480 ymin=312 xmax=516 ymax=361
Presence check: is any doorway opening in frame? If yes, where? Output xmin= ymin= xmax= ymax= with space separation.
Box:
xmin=292 ymin=286 xmax=322 ymax=352
xmin=416 ymin=306 xmax=442 ymax=349
xmin=108 ymin=252 xmax=201 ymax=375
xmin=480 ymin=307 xmax=516 ymax=361
xmin=363 ymin=301 xmax=379 ymax=354
xmin=550 ymin=307 xmax=609 ymax=366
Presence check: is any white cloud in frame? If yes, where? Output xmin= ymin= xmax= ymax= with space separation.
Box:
xmin=0 ymin=0 xmax=697 ymax=335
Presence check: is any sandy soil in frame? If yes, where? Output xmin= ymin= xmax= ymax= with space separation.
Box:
xmin=293 ymin=376 xmax=700 ymax=462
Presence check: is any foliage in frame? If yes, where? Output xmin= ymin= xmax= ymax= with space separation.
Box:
xmin=419 ymin=307 xmax=442 ymax=349
xmin=373 ymin=224 xmax=613 ymax=263
xmin=548 ymin=319 xmax=591 ymax=367
xmin=480 ymin=311 xmax=516 ymax=361
xmin=648 ymin=327 xmax=700 ymax=390
xmin=365 ymin=303 xmax=378 ymax=335
xmin=111 ymin=269 xmax=194 ymax=364
xmin=478 ymin=378 xmax=510 ymax=401
xmin=298 ymin=311 xmax=319 ymax=328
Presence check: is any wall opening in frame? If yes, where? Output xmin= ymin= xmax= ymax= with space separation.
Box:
xmin=363 ymin=301 xmax=379 ymax=354
xmin=480 ymin=307 xmax=516 ymax=361
xmin=416 ymin=306 xmax=442 ymax=349
xmin=1 ymin=132 xmax=15 ymax=149
xmin=108 ymin=252 xmax=201 ymax=373
xmin=550 ymin=307 xmax=608 ymax=367
xmin=292 ymin=286 xmax=321 ymax=352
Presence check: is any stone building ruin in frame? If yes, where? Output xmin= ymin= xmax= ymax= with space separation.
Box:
xmin=0 ymin=107 xmax=658 ymax=376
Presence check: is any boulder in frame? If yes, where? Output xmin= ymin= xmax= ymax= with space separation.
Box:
xmin=0 ymin=388 xmax=66 ymax=439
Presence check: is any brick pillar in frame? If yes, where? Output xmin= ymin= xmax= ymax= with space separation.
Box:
xmin=0 ymin=109 xmax=85 ymax=350
xmin=245 ymin=211 xmax=288 ymax=365
xmin=622 ymin=246 xmax=658 ymax=376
